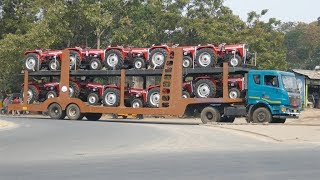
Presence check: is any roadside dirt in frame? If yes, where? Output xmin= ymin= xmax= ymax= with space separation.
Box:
xmin=0 ymin=120 xmax=17 ymax=131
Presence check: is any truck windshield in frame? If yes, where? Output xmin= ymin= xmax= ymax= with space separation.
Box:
xmin=282 ymin=75 xmax=299 ymax=93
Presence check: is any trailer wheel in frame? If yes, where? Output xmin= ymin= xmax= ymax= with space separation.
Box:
xmin=87 ymin=93 xmax=100 ymax=105
xmin=105 ymin=49 xmax=123 ymax=70
xmin=149 ymin=48 xmax=167 ymax=69
xmin=195 ymin=48 xmax=215 ymax=68
xmin=69 ymin=50 xmax=81 ymax=70
xmin=183 ymin=56 xmax=192 ymax=68
xmin=85 ymin=113 xmax=102 ymax=121
xmin=147 ymin=87 xmax=160 ymax=108
xmin=102 ymin=88 xmax=120 ymax=107
xmin=89 ymin=58 xmax=102 ymax=70
xmin=69 ymin=81 xmax=80 ymax=98
xmin=200 ymin=107 xmax=221 ymax=124
xmin=46 ymin=91 xmax=57 ymax=99
xmin=24 ymin=53 xmax=39 ymax=71
xmin=21 ymin=85 xmax=39 ymax=104
xmin=228 ymin=54 xmax=242 ymax=67
xmin=48 ymin=103 xmax=66 ymax=119
xmin=131 ymin=98 xmax=143 ymax=108
xmin=48 ymin=59 xmax=61 ymax=70
xmin=228 ymin=88 xmax=241 ymax=99
xmin=66 ymin=104 xmax=82 ymax=120
xmin=182 ymin=91 xmax=190 ymax=98
xmin=271 ymin=117 xmax=286 ymax=123
xmin=252 ymin=107 xmax=272 ymax=123
xmin=133 ymin=57 xmax=146 ymax=69
xmin=194 ymin=79 xmax=216 ymax=98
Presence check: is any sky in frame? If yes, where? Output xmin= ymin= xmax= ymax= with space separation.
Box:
xmin=224 ymin=0 xmax=319 ymax=23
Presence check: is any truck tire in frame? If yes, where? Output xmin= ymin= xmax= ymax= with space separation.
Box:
xmin=87 ymin=93 xmax=100 ymax=105
xmin=147 ymin=87 xmax=160 ymax=108
xmin=149 ymin=48 xmax=167 ymax=69
xmin=228 ymin=54 xmax=242 ymax=67
xmin=48 ymin=103 xmax=66 ymax=119
xmin=46 ymin=91 xmax=57 ymax=99
xmin=228 ymin=88 xmax=241 ymax=99
xmin=69 ymin=81 xmax=80 ymax=98
xmin=24 ymin=53 xmax=39 ymax=71
xmin=69 ymin=50 xmax=81 ymax=70
xmin=194 ymin=79 xmax=216 ymax=98
xmin=195 ymin=48 xmax=215 ymax=68
xmin=252 ymin=107 xmax=272 ymax=123
xmin=104 ymin=49 xmax=123 ymax=70
xmin=85 ymin=113 xmax=102 ymax=121
xmin=102 ymin=88 xmax=120 ymax=107
xmin=48 ymin=59 xmax=61 ymax=70
xmin=183 ymin=56 xmax=192 ymax=68
xmin=21 ymin=85 xmax=39 ymax=104
xmin=131 ymin=98 xmax=143 ymax=108
xmin=66 ymin=103 xmax=82 ymax=120
xmin=182 ymin=91 xmax=190 ymax=98
xmin=133 ymin=57 xmax=146 ymax=69
xmin=271 ymin=117 xmax=286 ymax=123
xmin=200 ymin=107 xmax=221 ymax=124
xmin=89 ymin=58 xmax=102 ymax=70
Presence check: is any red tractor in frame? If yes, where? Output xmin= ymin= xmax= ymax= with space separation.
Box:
xmin=21 ymin=80 xmax=80 ymax=103
xmin=104 ymin=45 xmax=173 ymax=70
xmin=24 ymin=49 xmax=81 ymax=71
xmin=215 ymin=43 xmax=253 ymax=67
xmin=67 ymin=47 xmax=105 ymax=70
xmin=182 ymin=76 xmax=244 ymax=99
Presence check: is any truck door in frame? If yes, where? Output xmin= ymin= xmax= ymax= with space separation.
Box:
xmin=261 ymin=75 xmax=282 ymax=105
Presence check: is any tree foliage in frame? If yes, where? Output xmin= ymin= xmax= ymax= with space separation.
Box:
xmin=0 ymin=0 xmax=292 ymax=92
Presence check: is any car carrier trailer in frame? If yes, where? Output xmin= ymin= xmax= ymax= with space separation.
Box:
xmin=9 ymin=48 xmax=300 ymax=123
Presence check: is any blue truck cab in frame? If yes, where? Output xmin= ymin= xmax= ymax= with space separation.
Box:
xmin=246 ymin=70 xmax=300 ymax=123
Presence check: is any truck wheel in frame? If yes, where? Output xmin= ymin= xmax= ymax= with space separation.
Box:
xmin=66 ymin=103 xmax=82 ymax=120
xmin=131 ymin=98 xmax=143 ymax=108
xmin=24 ymin=53 xmax=39 ymax=71
xmin=194 ymin=79 xmax=216 ymax=98
xmin=228 ymin=54 xmax=242 ymax=67
xmin=183 ymin=56 xmax=192 ymax=68
xmin=85 ymin=113 xmax=102 ymax=121
xmin=104 ymin=49 xmax=123 ymax=70
xmin=87 ymin=93 xmax=100 ymax=105
xmin=69 ymin=50 xmax=81 ymax=70
xmin=21 ymin=85 xmax=39 ymax=104
xmin=69 ymin=81 xmax=80 ymax=98
xmin=182 ymin=91 xmax=190 ymax=98
xmin=147 ymin=87 xmax=160 ymax=108
xmin=133 ymin=57 xmax=146 ymax=69
xmin=48 ymin=59 xmax=61 ymax=70
xmin=102 ymin=88 xmax=120 ymax=107
xmin=195 ymin=48 xmax=215 ymax=68
xmin=271 ymin=117 xmax=286 ymax=123
xmin=89 ymin=58 xmax=102 ymax=70
xmin=48 ymin=103 xmax=66 ymax=119
xmin=252 ymin=107 xmax=272 ymax=123
xmin=220 ymin=116 xmax=236 ymax=123
xmin=228 ymin=88 xmax=241 ymax=99
xmin=200 ymin=107 xmax=221 ymax=124
xmin=46 ymin=91 xmax=57 ymax=99
xmin=149 ymin=48 xmax=167 ymax=69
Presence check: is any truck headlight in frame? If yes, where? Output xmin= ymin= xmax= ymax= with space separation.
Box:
xmin=281 ymin=107 xmax=286 ymax=112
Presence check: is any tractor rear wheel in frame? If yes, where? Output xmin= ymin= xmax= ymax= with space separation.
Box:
xmin=147 ymin=87 xmax=160 ymax=108
xmin=195 ymin=48 xmax=215 ymax=68
xmin=194 ymin=79 xmax=216 ymax=98
xmin=25 ymin=53 xmax=39 ymax=71
xmin=69 ymin=50 xmax=81 ymax=70
xmin=149 ymin=48 xmax=167 ymax=69
xmin=104 ymin=49 xmax=123 ymax=70
xmin=69 ymin=81 xmax=80 ymax=98
xmin=21 ymin=85 xmax=39 ymax=104
xmin=102 ymin=88 xmax=120 ymax=107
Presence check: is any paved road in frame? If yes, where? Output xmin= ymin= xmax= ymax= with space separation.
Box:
xmin=0 ymin=116 xmax=320 ymax=180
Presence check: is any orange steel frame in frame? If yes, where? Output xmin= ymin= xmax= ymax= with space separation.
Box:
xmin=9 ymin=48 xmax=243 ymax=117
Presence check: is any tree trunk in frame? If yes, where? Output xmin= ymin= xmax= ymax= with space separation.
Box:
xmin=97 ymin=35 xmax=101 ymax=49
